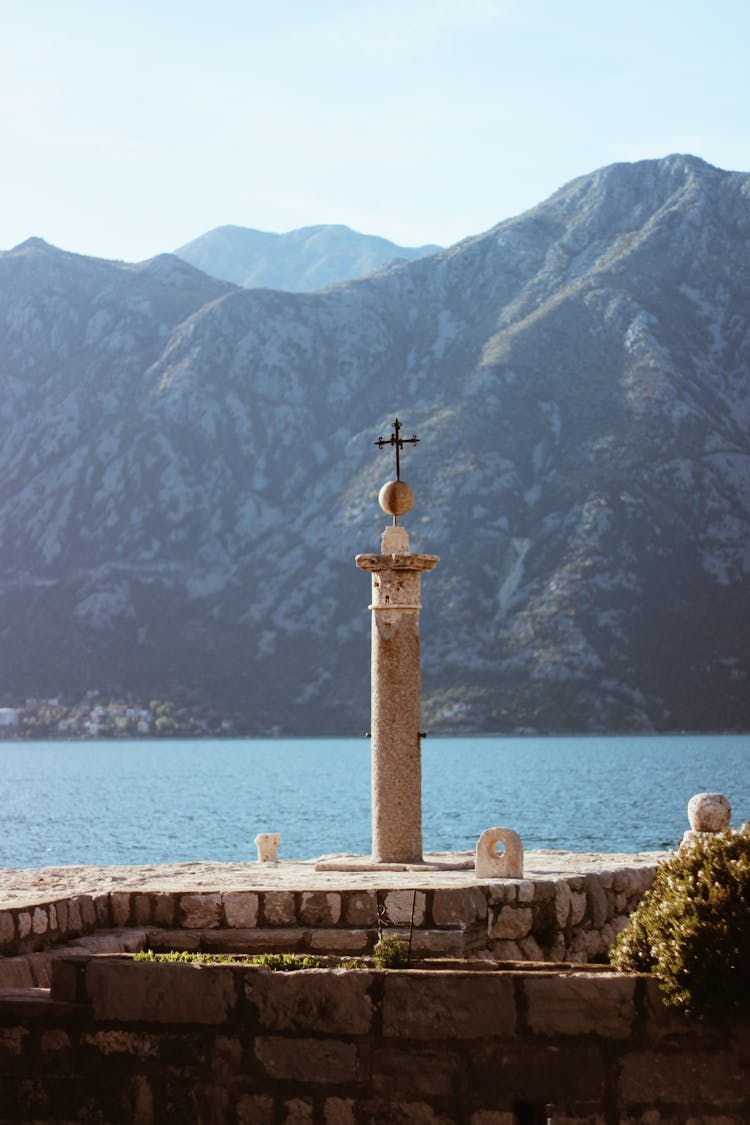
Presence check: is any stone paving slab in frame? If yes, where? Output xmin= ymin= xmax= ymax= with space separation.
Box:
xmin=0 ymin=850 xmax=666 ymax=910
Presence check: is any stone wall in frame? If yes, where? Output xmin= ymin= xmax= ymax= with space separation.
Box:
xmin=0 ymin=956 xmax=747 ymax=1123
xmin=0 ymin=866 xmax=657 ymax=986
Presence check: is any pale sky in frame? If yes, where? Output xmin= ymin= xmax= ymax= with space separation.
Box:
xmin=1 ymin=0 xmax=747 ymax=262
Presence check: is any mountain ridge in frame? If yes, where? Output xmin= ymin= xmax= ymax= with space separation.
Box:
xmin=173 ymin=222 xmax=441 ymax=291
xmin=1 ymin=154 xmax=748 ymax=734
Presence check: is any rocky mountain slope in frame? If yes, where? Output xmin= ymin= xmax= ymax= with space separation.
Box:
xmin=174 ymin=224 xmax=440 ymax=291
xmin=1 ymin=155 xmax=748 ymax=734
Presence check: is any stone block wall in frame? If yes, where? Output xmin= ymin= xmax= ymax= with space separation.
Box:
xmin=0 ymin=956 xmax=747 ymax=1123
xmin=0 ymin=866 xmax=657 ymax=983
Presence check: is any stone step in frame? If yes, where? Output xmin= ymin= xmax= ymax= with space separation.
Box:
xmin=145 ymin=926 xmax=471 ymax=958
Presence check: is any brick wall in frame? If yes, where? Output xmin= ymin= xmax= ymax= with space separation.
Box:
xmin=0 ymin=956 xmax=747 ymax=1124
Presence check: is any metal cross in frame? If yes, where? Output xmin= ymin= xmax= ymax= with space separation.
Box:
xmin=374 ymin=418 xmax=419 ymax=481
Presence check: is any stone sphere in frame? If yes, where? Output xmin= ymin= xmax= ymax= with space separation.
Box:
xmin=687 ymin=792 xmax=731 ymax=833
xmin=378 ymin=479 xmax=414 ymax=517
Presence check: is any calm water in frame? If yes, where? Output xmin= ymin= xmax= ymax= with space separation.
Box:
xmin=1 ymin=735 xmax=749 ymax=869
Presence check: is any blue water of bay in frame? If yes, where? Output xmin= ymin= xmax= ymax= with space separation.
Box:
xmin=1 ymin=734 xmax=749 ymax=869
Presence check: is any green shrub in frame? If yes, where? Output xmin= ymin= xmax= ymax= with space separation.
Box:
xmin=373 ymin=934 xmax=408 ymax=969
xmin=610 ymin=824 xmax=750 ymax=1017
xmin=133 ymin=951 xmax=322 ymax=971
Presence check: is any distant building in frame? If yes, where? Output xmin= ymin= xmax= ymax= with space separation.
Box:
xmin=0 ymin=708 xmax=19 ymax=729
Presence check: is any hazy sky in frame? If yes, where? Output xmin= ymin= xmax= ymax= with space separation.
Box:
xmin=1 ymin=0 xmax=747 ymax=261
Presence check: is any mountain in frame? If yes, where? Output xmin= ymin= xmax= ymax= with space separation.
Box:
xmin=174 ymin=224 xmax=441 ymax=291
xmin=1 ymin=155 xmax=749 ymax=735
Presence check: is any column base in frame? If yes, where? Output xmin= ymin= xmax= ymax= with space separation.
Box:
xmin=314 ymin=852 xmax=474 ymax=872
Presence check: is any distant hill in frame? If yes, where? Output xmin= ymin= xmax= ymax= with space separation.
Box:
xmin=1 ymin=155 xmax=748 ymax=734
xmin=174 ymin=224 xmax=441 ymax=291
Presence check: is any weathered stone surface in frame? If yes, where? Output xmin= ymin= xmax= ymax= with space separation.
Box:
xmin=688 ymin=792 xmax=731 ymax=833
xmin=86 ymin=960 xmax=236 ymax=1024
xmin=79 ymin=896 xmax=97 ymax=927
xmin=82 ymin=1029 xmax=160 ymax=1057
xmin=491 ymin=940 xmax=523 ymax=961
xmin=201 ymin=928 xmax=302 ymax=953
xmin=323 ymin=1097 xmax=357 ymax=1125
xmin=17 ymin=912 xmax=31 ymax=939
xmin=39 ymin=1028 xmax=71 ymax=1053
xmin=383 ymin=890 xmax=426 ymax=925
xmin=150 ymin=894 xmax=176 ymax=927
xmin=554 ymin=881 xmax=571 ymax=928
xmin=255 ymin=833 xmax=281 ymax=862
xmin=0 ymin=957 xmax=34 ymax=987
xmin=383 ymin=973 xmax=515 ymax=1038
xmin=640 ymin=977 xmax=705 ymax=1039
xmin=282 ymin=1098 xmax=314 ymax=1125
xmin=410 ymin=930 xmax=465 ymax=957
xmin=130 ymin=1074 xmax=154 ymax=1125
xmin=179 ymin=893 xmax=222 ymax=928
xmin=548 ymin=933 xmax=566 ymax=961
xmin=518 ymin=935 xmax=545 ymax=962
xmin=371 ymin=1044 xmax=459 ymax=1097
xmin=343 ymin=891 xmax=379 ymax=926
xmin=236 ymin=1095 xmax=274 ymax=1125
xmin=300 ymin=891 xmax=341 ymax=926
xmin=0 ymin=851 xmax=665 ymax=907
xmin=248 ymin=970 xmax=374 ymax=1034
xmin=93 ymin=895 xmax=111 ymax=927
xmin=133 ymin=894 xmax=151 ymax=925
xmin=517 ymin=880 xmax=535 ymax=903
xmin=359 ymin=544 xmax=437 ymax=865
xmin=0 ymin=1027 xmax=29 ymax=1057
xmin=359 ymin=1101 xmax=453 ymax=1125
xmin=619 ymin=1049 xmax=746 ymax=1105
xmin=147 ymin=927 xmax=202 ymax=951
xmin=525 ymin=974 xmax=635 ymax=1037
xmin=223 ymin=892 xmax=259 ymax=928
xmin=263 ymin=891 xmax=297 ymax=926
xmin=110 ymin=893 xmax=131 ymax=927
xmin=308 ymin=929 xmax=370 ymax=953
xmin=470 ymin=1113 xmax=515 ymax=1125
xmin=487 ymin=883 xmax=515 ymax=905
xmin=489 ymin=906 xmax=532 ymax=941
xmin=584 ymin=874 xmax=608 ymax=928
xmin=255 ymin=1036 xmax=357 ymax=1083
xmin=485 ymin=1042 xmax=607 ymax=1106
xmin=31 ymin=907 xmax=48 ymax=936
xmin=570 ymin=890 xmax=587 ymax=926
xmin=25 ymin=951 xmax=52 ymax=987
xmin=210 ymin=1034 xmax=243 ymax=1079
xmin=529 ymin=879 xmax=555 ymax=903
xmin=67 ymin=898 xmax=83 ymax=932
xmin=0 ymin=912 xmax=15 ymax=946
xmin=584 ymin=930 xmax=602 ymax=958
xmin=432 ymin=887 xmax=487 ymax=928
xmin=475 ymin=827 xmax=523 ymax=879
xmin=55 ymin=899 xmax=69 ymax=933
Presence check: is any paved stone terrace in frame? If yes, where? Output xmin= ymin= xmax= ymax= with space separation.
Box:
xmin=0 ymin=850 xmax=665 ymax=909
xmin=0 ymin=848 xmax=666 ymax=982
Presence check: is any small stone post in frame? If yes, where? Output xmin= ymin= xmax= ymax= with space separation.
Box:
xmin=356 ymin=424 xmax=438 ymax=864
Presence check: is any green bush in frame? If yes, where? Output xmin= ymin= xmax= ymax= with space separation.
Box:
xmin=373 ymin=934 xmax=408 ymax=969
xmin=610 ymin=824 xmax=750 ymax=1017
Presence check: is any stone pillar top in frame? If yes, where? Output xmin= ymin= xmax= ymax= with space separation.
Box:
xmin=355 ymin=552 xmax=439 ymax=573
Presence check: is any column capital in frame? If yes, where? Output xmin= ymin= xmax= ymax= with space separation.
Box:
xmin=355 ymin=553 xmax=439 ymax=573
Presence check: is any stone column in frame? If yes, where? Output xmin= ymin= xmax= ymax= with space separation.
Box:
xmin=356 ymin=524 xmax=438 ymax=864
